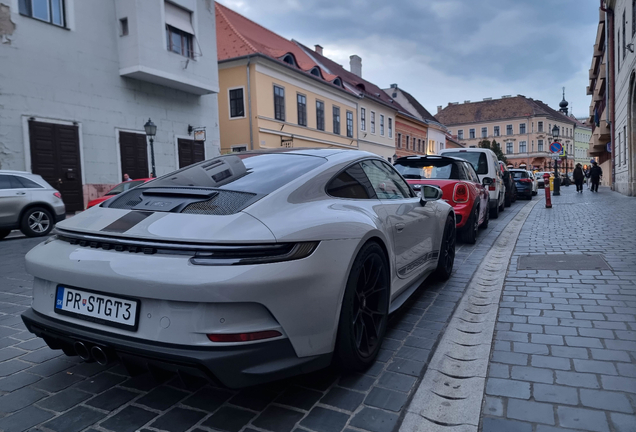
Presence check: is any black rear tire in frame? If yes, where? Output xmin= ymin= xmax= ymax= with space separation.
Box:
xmin=461 ymin=206 xmax=479 ymax=244
xmin=480 ymin=204 xmax=489 ymax=229
xmin=20 ymin=207 xmax=53 ymax=237
xmin=335 ymin=242 xmax=390 ymax=371
xmin=490 ymin=201 xmax=500 ymax=219
xmin=434 ymin=215 xmax=456 ymax=281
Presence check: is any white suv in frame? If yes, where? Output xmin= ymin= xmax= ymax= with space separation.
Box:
xmin=439 ymin=148 xmax=505 ymax=218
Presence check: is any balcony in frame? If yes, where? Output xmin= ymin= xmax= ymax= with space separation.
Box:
xmin=115 ymin=0 xmax=219 ymax=95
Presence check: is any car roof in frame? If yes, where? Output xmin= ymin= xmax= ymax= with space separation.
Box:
xmin=0 ymin=170 xmax=33 ymax=175
xmin=231 ymin=148 xmax=348 ymax=158
xmin=394 ymin=155 xmax=468 ymax=164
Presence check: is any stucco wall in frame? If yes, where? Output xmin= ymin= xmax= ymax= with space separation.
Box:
xmin=0 ymin=0 xmax=220 ymax=206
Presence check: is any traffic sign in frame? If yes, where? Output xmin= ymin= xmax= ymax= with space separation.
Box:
xmin=550 ymin=141 xmax=563 ymax=153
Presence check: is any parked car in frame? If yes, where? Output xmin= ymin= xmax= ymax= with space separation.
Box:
xmin=526 ymin=170 xmax=539 ymax=195
xmin=498 ymin=161 xmax=517 ymax=207
xmin=510 ymin=169 xmax=534 ymax=200
xmin=535 ymin=171 xmax=553 ymax=188
xmin=394 ymin=155 xmax=489 ymax=244
xmin=440 ymin=148 xmax=505 ymax=219
xmin=0 ymin=170 xmax=66 ymax=239
xmin=21 ymin=149 xmax=456 ymax=388
xmin=86 ymin=178 xmax=153 ymax=209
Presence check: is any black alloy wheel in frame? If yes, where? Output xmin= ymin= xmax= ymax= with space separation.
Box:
xmin=462 ymin=205 xmax=479 ymax=244
xmin=336 ymin=242 xmax=390 ymax=370
xmin=434 ymin=215 xmax=456 ymax=280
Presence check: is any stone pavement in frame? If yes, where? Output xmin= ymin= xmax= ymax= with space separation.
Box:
xmin=0 ymin=200 xmax=529 ymax=431
xmin=481 ymin=186 xmax=636 ymax=432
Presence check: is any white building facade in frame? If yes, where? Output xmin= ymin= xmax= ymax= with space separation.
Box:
xmin=574 ymin=122 xmax=592 ymax=167
xmin=0 ymin=0 xmax=220 ymax=211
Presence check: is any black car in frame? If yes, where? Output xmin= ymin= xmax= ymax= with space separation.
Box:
xmin=510 ymin=169 xmax=533 ymax=200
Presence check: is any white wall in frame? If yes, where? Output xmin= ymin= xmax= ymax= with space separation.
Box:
xmin=427 ymin=127 xmax=446 ymax=154
xmin=0 ymin=0 xmax=220 ymax=193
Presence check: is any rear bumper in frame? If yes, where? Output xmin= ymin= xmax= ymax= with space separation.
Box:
xmin=514 ymin=184 xmax=533 ymax=196
xmin=22 ymin=308 xmax=331 ymax=388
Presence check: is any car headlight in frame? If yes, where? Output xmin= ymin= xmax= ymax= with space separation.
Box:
xmin=189 ymin=242 xmax=319 ymax=266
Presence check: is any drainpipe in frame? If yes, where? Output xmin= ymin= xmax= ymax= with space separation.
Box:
xmin=247 ymin=56 xmax=254 ymax=150
xmin=602 ymin=1 xmax=615 ymax=187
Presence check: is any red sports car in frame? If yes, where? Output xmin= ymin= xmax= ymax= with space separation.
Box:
xmin=86 ymin=178 xmax=153 ymax=209
xmin=394 ymin=155 xmax=489 ymax=243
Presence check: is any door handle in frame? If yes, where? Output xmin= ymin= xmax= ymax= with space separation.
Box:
xmin=16 ymin=192 xmax=26 ymax=195
xmin=395 ymin=223 xmax=405 ymax=232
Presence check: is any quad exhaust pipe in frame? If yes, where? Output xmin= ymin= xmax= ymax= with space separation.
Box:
xmin=73 ymin=341 xmax=114 ymax=366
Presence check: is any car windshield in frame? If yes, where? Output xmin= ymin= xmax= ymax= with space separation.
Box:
xmin=511 ymin=171 xmax=527 ymax=179
xmin=106 ymin=180 xmax=147 ymax=195
xmin=394 ymin=159 xmax=459 ymax=180
xmin=441 ymin=152 xmax=488 ymax=174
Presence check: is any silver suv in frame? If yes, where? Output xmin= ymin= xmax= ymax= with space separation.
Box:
xmin=0 ymin=171 xmax=66 ymax=239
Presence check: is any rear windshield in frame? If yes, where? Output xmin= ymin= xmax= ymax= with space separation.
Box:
xmin=106 ymin=180 xmax=147 ymax=195
xmin=394 ymin=160 xmax=460 ymax=180
xmin=442 ymin=152 xmax=488 ymax=174
xmin=511 ymin=171 xmax=527 ymax=179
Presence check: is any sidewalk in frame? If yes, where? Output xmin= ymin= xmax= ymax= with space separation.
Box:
xmin=481 ymin=186 xmax=636 ymax=432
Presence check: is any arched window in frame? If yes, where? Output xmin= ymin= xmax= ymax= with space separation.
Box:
xmin=356 ymin=83 xmax=366 ymax=92
xmin=281 ymin=54 xmax=296 ymax=66
xmin=310 ymin=67 xmax=321 ymax=77
xmin=333 ymin=78 xmax=342 ymax=87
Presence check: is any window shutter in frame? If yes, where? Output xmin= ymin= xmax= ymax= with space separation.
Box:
xmin=165 ymin=1 xmax=194 ymax=34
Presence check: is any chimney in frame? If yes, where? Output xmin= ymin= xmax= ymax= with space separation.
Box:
xmin=437 ymin=105 xmax=443 ymax=113
xmin=349 ymin=55 xmax=362 ymax=77
xmin=390 ymin=83 xmax=398 ymax=88
xmin=314 ymin=45 xmax=323 ymax=55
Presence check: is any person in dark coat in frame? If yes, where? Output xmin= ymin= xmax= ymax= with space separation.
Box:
xmin=573 ymin=163 xmax=584 ymax=193
xmin=590 ymin=161 xmax=603 ymax=192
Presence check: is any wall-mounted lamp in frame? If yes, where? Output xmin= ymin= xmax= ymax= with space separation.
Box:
xmin=627 ymin=43 xmax=634 ymax=53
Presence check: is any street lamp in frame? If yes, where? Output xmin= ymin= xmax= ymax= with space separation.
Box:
xmin=144 ymin=118 xmax=157 ymax=178
xmin=551 ymin=124 xmax=561 ymax=196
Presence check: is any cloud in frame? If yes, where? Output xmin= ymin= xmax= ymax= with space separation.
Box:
xmin=216 ymin=0 xmax=599 ymax=118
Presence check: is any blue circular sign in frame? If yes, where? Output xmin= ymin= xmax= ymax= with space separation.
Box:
xmin=550 ymin=141 xmax=563 ymax=153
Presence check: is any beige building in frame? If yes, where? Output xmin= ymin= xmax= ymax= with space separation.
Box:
xmin=216 ymin=3 xmax=358 ymax=153
xmin=436 ymin=96 xmax=576 ymax=171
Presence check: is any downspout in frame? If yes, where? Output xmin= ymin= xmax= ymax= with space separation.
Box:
xmin=602 ymin=1 xmax=615 ymax=186
xmin=247 ymin=56 xmax=254 ymax=150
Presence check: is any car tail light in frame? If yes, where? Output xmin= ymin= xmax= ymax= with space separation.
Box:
xmin=54 ymin=192 xmax=62 ymax=199
xmin=453 ymin=183 xmax=469 ymax=203
xmin=190 ymin=242 xmax=319 ymax=266
xmin=520 ymin=178 xmax=533 ymax=183
xmin=207 ymin=330 xmax=282 ymax=343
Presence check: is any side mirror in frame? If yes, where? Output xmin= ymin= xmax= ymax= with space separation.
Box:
xmin=482 ymin=177 xmax=493 ymax=186
xmin=419 ymin=185 xmax=443 ymax=205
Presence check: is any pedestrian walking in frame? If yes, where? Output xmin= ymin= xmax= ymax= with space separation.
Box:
xmin=589 ymin=161 xmax=602 ymax=192
xmin=573 ymin=163 xmax=584 ymax=193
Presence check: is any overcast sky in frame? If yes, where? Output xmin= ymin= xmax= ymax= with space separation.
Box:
xmin=217 ymin=0 xmax=599 ymax=119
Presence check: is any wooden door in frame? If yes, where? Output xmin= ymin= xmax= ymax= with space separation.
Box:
xmin=119 ymin=132 xmax=149 ymax=180
xmin=29 ymin=121 xmax=84 ymax=212
xmin=178 ymin=139 xmax=205 ymax=168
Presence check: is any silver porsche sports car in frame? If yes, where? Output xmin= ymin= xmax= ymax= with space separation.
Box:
xmin=22 ymin=149 xmax=455 ymax=388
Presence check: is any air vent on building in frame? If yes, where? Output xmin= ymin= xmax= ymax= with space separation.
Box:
xmin=483 ymin=97 xmax=492 ymax=101
xmin=502 ymin=95 xmax=512 ymax=98
xmin=464 ymin=100 xmax=470 ymax=103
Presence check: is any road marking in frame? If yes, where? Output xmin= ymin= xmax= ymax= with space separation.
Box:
xmin=400 ymin=197 xmax=540 ymax=432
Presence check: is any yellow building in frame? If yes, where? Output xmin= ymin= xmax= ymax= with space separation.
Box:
xmin=216 ymin=3 xmax=359 ymax=153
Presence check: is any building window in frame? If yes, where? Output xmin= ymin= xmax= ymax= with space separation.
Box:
xmin=229 ymin=88 xmax=245 ymax=118
xmin=506 ymin=125 xmax=513 ymax=135
xmin=520 ymin=123 xmax=526 ymax=134
xmin=166 ymin=25 xmax=194 ymax=58
xmin=469 ymin=129 xmax=475 ymax=139
xmin=458 ymin=130 xmax=464 ymax=140
xmin=316 ymin=101 xmax=325 ymax=131
xmin=406 ymin=136 xmax=410 ymax=150
xmin=232 ymin=145 xmax=248 ymax=152
xmin=120 ymin=18 xmax=129 ymax=36
xmin=397 ymin=133 xmax=402 ymax=148
xmin=429 ymin=140 xmax=435 ymax=154
xmin=297 ymin=94 xmax=307 ymax=126
xmin=506 ymin=142 xmax=513 ymax=154
xmin=633 ymin=0 xmax=636 ymax=36
xmin=380 ymin=115 xmax=385 ymax=136
xmin=165 ymin=2 xmax=195 ymax=58
xmin=538 ymin=139 xmax=544 ymax=151
xmin=360 ymin=108 xmax=366 ymax=131
xmin=538 ymin=121 xmax=543 ymax=132
xmin=388 ymin=118 xmax=393 ymax=138
xmin=494 ymin=126 xmax=500 ymax=137
xmin=519 ymin=141 xmax=527 ymax=153
xmin=370 ymin=111 xmax=376 ymax=134
xmin=346 ymin=111 xmax=354 ymax=138
xmin=19 ymin=0 xmax=65 ymax=27
xmin=333 ymin=106 xmax=341 ymax=135
xmin=274 ymin=86 xmax=285 ymax=121
xmin=417 ymin=139 xmax=421 ymax=152
xmin=481 ymin=127 xmax=487 ymax=138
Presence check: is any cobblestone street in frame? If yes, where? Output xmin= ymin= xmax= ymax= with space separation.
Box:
xmin=0 ymin=197 xmax=526 ymax=431
xmin=482 ymin=186 xmax=636 ymax=432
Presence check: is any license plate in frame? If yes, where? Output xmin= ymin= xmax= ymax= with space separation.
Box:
xmin=54 ymin=285 xmax=139 ymax=330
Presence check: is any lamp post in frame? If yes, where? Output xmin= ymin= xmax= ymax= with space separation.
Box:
xmin=144 ymin=118 xmax=157 ymax=178
xmin=552 ymin=124 xmax=561 ymax=196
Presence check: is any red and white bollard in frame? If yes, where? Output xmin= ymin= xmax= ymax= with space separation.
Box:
xmin=544 ymin=173 xmax=552 ymax=208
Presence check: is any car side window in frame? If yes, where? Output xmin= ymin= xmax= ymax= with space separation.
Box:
xmin=360 ymin=160 xmax=412 ymax=200
xmin=464 ymin=163 xmax=480 ymax=183
xmin=327 ymin=163 xmax=377 ymax=199
xmin=14 ymin=176 xmax=42 ymax=188
xmin=0 ymin=175 xmax=11 ymax=190
xmin=455 ymin=162 xmax=469 ymax=180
